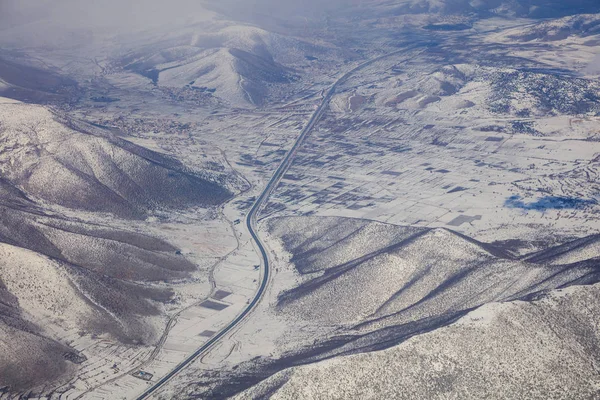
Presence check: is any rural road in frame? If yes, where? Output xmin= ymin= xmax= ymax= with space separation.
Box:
xmin=134 ymin=42 xmax=425 ymax=400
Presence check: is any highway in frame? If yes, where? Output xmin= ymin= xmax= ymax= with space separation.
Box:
xmin=135 ymin=44 xmax=423 ymax=400
xmin=134 ymin=68 xmax=335 ymax=400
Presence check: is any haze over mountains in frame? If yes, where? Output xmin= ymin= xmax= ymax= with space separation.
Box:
xmin=160 ymin=215 xmax=600 ymax=399
xmin=119 ymin=25 xmax=343 ymax=107
xmin=1 ymin=0 xmax=599 ymax=108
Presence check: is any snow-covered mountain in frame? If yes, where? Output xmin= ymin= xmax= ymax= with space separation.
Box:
xmin=0 ymin=12 xmax=347 ymax=108
xmin=0 ymin=98 xmax=232 ymax=218
xmin=0 ymin=0 xmax=599 ymax=397
xmin=235 ymin=282 xmax=600 ymax=400
xmin=174 ymin=216 xmax=600 ymax=399
xmin=119 ymin=24 xmax=344 ymax=107
xmin=369 ymin=0 xmax=600 ymax=18
xmin=0 ymin=97 xmax=234 ymax=391
xmin=498 ymin=13 xmax=600 ymax=41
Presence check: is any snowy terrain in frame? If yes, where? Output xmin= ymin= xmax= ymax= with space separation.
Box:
xmin=153 ymin=214 xmax=600 ymax=398
xmin=0 ymin=98 xmax=242 ymax=395
xmin=235 ymin=282 xmax=600 ymax=400
xmin=0 ymin=0 xmax=598 ymax=398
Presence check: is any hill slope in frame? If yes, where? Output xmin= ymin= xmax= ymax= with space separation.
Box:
xmin=175 ymin=216 xmax=600 ymax=399
xmin=0 ymin=97 xmax=233 ymax=393
xmin=270 ymin=217 xmax=599 ymax=334
xmin=0 ymin=98 xmax=232 ymax=219
xmin=235 ymin=282 xmax=600 ymax=400
xmin=120 ymin=24 xmax=344 ymax=107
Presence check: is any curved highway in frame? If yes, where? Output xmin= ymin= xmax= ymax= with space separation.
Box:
xmin=135 ymin=43 xmax=423 ymax=400
xmin=134 ymin=73 xmax=334 ymax=400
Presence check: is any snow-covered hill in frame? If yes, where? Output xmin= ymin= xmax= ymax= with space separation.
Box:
xmin=271 ymin=217 xmax=599 ymax=332
xmin=0 ymin=98 xmax=232 ymax=218
xmin=0 ymin=96 xmax=236 ymax=392
xmin=172 ymin=216 xmax=600 ymax=399
xmin=370 ymin=0 xmax=600 ymax=18
xmin=120 ymin=24 xmax=342 ymax=107
xmin=235 ymin=282 xmax=600 ymax=400
xmin=0 ymin=0 xmax=598 ymax=397
xmin=0 ymin=229 xmax=178 ymax=390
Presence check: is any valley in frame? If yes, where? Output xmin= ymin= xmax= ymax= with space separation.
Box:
xmin=0 ymin=1 xmax=599 ymax=399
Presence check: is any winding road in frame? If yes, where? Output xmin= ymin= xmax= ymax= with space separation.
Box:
xmin=135 ymin=43 xmax=424 ymax=400
xmin=134 ymin=76 xmax=333 ymax=400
